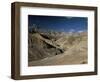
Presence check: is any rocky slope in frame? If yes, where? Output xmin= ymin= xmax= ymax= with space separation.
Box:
xmin=28 ymin=27 xmax=88 ymax=66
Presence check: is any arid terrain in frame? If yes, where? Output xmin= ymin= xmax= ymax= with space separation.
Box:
xmin=28 ymin=25 xmax=88 ymax=66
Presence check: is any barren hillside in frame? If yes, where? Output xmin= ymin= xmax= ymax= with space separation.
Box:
xmin=28 ymin=27 xmax=87 ymax=66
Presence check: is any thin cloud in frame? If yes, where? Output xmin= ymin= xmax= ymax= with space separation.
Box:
xmin=69 ymin=29 xmax=75 ymax=33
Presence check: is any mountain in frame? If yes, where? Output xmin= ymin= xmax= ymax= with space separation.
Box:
xmin=28 ymin=26 xmax=87 ymax=66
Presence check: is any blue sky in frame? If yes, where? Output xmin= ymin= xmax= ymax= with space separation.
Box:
xmin=28 ymin=15 xmax=87 ymax=32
